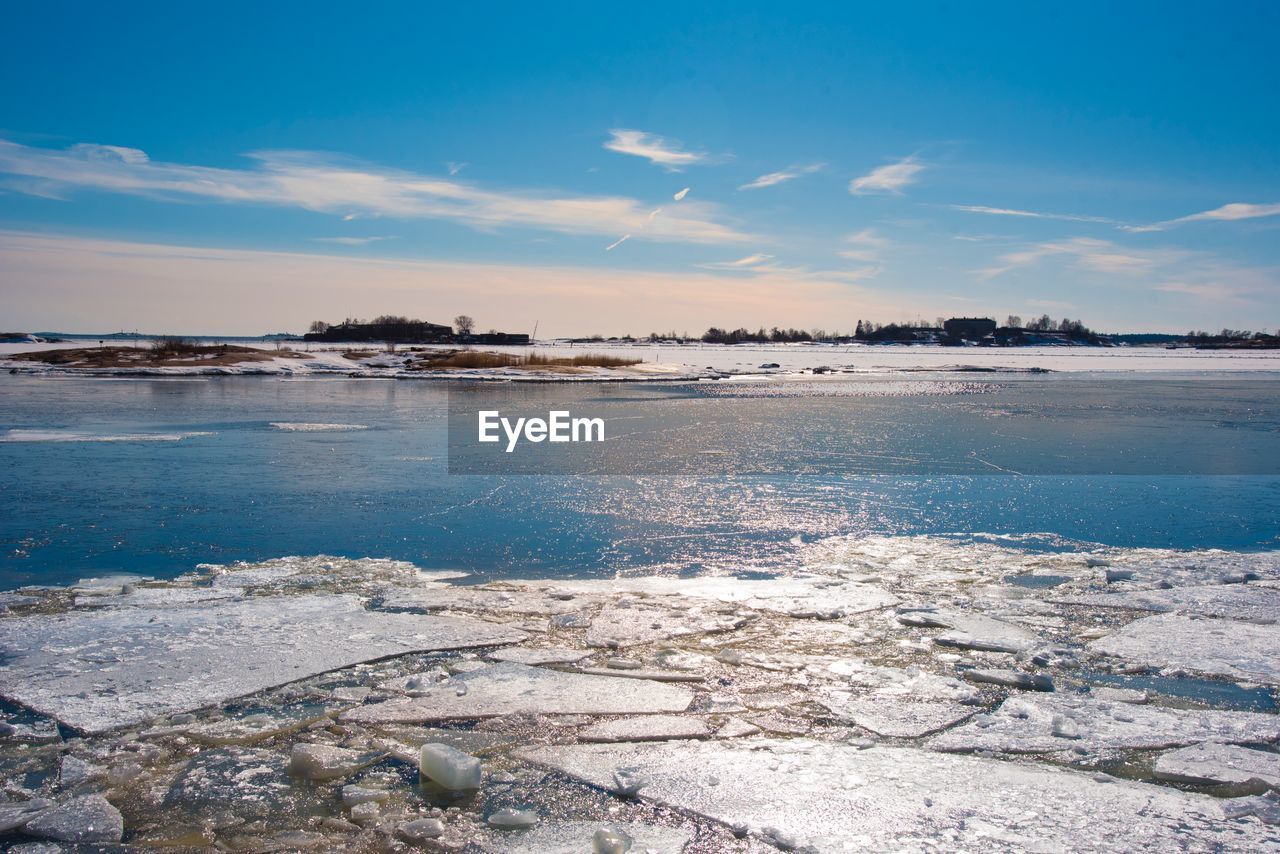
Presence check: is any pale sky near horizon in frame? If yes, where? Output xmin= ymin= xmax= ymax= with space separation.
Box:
xmin=1 ymin=2 xmax=1278 ymax=336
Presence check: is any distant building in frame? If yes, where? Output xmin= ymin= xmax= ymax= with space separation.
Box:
xmin=943 ymin=317 xmax=997 ymax=340
xmin=468 ymin=332 xmax=530 ymax=345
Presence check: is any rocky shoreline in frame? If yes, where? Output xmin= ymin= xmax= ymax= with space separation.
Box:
xmin=1 ymin=541 xmax=1279 ymax=851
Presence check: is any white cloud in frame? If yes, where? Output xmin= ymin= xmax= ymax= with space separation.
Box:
xmin=848 ymin=157 xmax=923 ymax=195
xmin=976 ymin=235 xmax=1275 ymax=308
xmin=0 ymin=139 xmax=747 ymax=245
xmin=738 ymin=162 xmax=823 ymax=190
xmin=1126 ymin=202 xmax=1280 ymax=232
xmin=673 ymin=187 xmax=690 ymax=201
xmin=950 ymin=204 xmax=1119 ymax=225
xmin=699 ymin=253 xmax=774 ymax=270
xmin=445 ymin=161 xmax=467 ymax=176
xmin=603 ymin=129 xmax=708 ymax=170
xmin=314 ymin=236 xmax=393 ymax=246
xmin=837 ymin=228 xmax=888 ymax=262
xmin=605 ymin=234 xmax=631 ymax=251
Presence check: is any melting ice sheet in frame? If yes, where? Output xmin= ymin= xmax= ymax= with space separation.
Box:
xmin=0 ymin=592 xmax=524 ymax=733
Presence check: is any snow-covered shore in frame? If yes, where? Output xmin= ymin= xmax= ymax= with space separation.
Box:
xmin=4 ymin=339 xmax=1280 ymax=380
xmin=1 ymin=538 xmax=1278 ymax=849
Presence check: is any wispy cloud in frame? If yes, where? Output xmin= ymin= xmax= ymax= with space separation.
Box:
xmin=673 ymin=187 xmax=690 ymax=201
xmin=0 ymin=139 xmax=748 ymax=245
xmin=950 ymin=204 xmax=1119 ymax=225
xmin=445 ymin=161 xmax=467 ymax=176
xmin=978 ymin=237 xmax=1156 ymax=279
xmin=739 ymin=162 xmax=824 ymax=190
xmin=848 ymin=156 xmax=923 ymax=195
xmin=698 ymin=253 xmax=775 ymax=270
xmin=837 ymin=228 xmax=889 ymax=262
xmin=603 ymin=129 xmax=708 ymax=171
xmin=1124 ymin=202 xmax=1280 ymax=233
xmin=977 ymin=235 xmax=1275 ymax=307
xmin=605 ymin=234 xmax=631 ymax=251
xmin=314 ymin=236 xmax=393 ymax=246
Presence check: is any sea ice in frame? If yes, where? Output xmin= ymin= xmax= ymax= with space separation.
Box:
xmin=508 ymin=576 xmax=899 ymax=619
xmin=486 ymin=807 xmax=539 ymax=828
xmin=961 ymin=669 xmax=1054 ymax=691
xmin=929 ymin=694 xmax=1280 ymax=754
xmin=1058 ymin=585 xmax=1280 ymax=622
xmin=20 ymin=795 xmax=123 ymax=844
xmin=1089 ymin=613 xmax=1280 ymax=685
xmin=343 ymin=662 xmax=694 ymax=725
xmin=923 ymin=611 xmax=1042 ymax=653
xmin=287 ymin=743 xmax=382 ymax=781
xmin=486 ymin=646 xmax=591 ymax=666
xmin=419 ymin=742 xmax=483 ymax=790
xmin=1153 ymin=742 xmax=1280 ymax=788
xmin=585 ymin=603 xmax=745 ymax=648
xmin=579 ymin=715 xmax=710 ymax=743
xmin=475 ymin=821 xmax=691 ymax=853
xmin=815 ymin=692 xmax=978 ymax=738
xmin=0 ymin=593 xmax=524 ymax=732
xmin=519 ymin=738 xmax=1280 ymax=851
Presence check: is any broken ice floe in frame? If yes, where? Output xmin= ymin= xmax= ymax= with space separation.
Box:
xmin=929 ymin=694 xmax=1280 ymax=755
xmin=475 ymin=821 xmax=692 ymax=853
xmin=579 ymin=715 xmax=710 ymax=743
xmin=343 ymin=662 xmax=693 ymax=725
xmin=1153 ymin=742 xmax=1280 ymax=788
xmin=508 ymin=575 xmax=899 ymax=619
xmin=519 ymin=737 xmax=1280 ymax=851
xmin=0 ymin=593 xmax=524 ymax=732
xmin=1058 ymin=585 xmax=1280 ymax=622
xmin=486 ymin=646 xmax=591 ymax=666
xmin=1089 ymin=613 xmax=1280 ymax=686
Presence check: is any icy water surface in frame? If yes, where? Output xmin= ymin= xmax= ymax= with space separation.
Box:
xmin=1 ymin=372 xmax=1278 ymax=587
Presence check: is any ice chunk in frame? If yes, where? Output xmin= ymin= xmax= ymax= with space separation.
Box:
xmin=398 ymin=817 xmax=446 ymax=842
xmin=962 ymin=669 xmax=1054 ymax=691
xmin=419 ymin=742 xmax=482 ymax=790
xmin=715 ymin=718 xmax=762 ymax=738
xmin=1057 ymin=585 xmax=1280 ymax=622
xmin=58 ymin=755 xmax=105 ymax=788
xmin=580 ymin=715 xmax=710 ymax=743
xmin=519 ymin=738 xmax=1280 ymax=850
xmin=1154 ymin=742 xmax=1280 ymax=788
xmin=586 ymin=603 xmax=745 ymax=649
xmin=344 ymin=662 xmax=693 ymax=725
xmin=0 ymin=799 xmax=52 ymax=833
xmin=21 ymin=795 xmax=123 ymax=844
xmin=509 ymin=576 xmax=899 ymax=619
xmin=929 ymin=694 xmax=1280 ymax=755
xmin=928 ymin=612 xmax=1042 ymax=653
xmin=342 ymin=785 xmax=390 ymax=807
xmin=0 ymin=593 xmax=524 ymax=733
xmin=288 ymin=743 xmax=382 ymax=781
xmin=487 ymin=646 xmax=591 ymax=666
xmin=1089 ymin=613 xmax=1280 ymax=686
xmin=816 ymin=692 xmax=978 ymax=738
xmin=1090 ymin=685 xmax=1148 ymax=704
xmin=487 ymin=807 xmax=539 ymax=828
xmin=349 ymin=800 xmax=381 ymax=825
xmin=575 ymin=667 xmax=703 ymax=683
xmin=475 ymin=821 xmax=690 ymax=853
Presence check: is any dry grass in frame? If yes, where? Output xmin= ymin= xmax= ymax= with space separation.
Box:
xmin=411 ymin=350 xmax=641 ymax=371
xmin=12 ymin=345 xmax=310 ymax=369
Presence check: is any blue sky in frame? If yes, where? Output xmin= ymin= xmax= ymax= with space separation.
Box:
xmin=1 ymin=2 xmax=1277 ymax=335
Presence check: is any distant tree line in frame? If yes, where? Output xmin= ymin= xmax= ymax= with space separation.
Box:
xmin=701 ymin=327 xmax=816 ymax=344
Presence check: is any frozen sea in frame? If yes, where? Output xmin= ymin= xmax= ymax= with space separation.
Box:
xmin=1 ymin=366 xmax=1278 ymax=588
